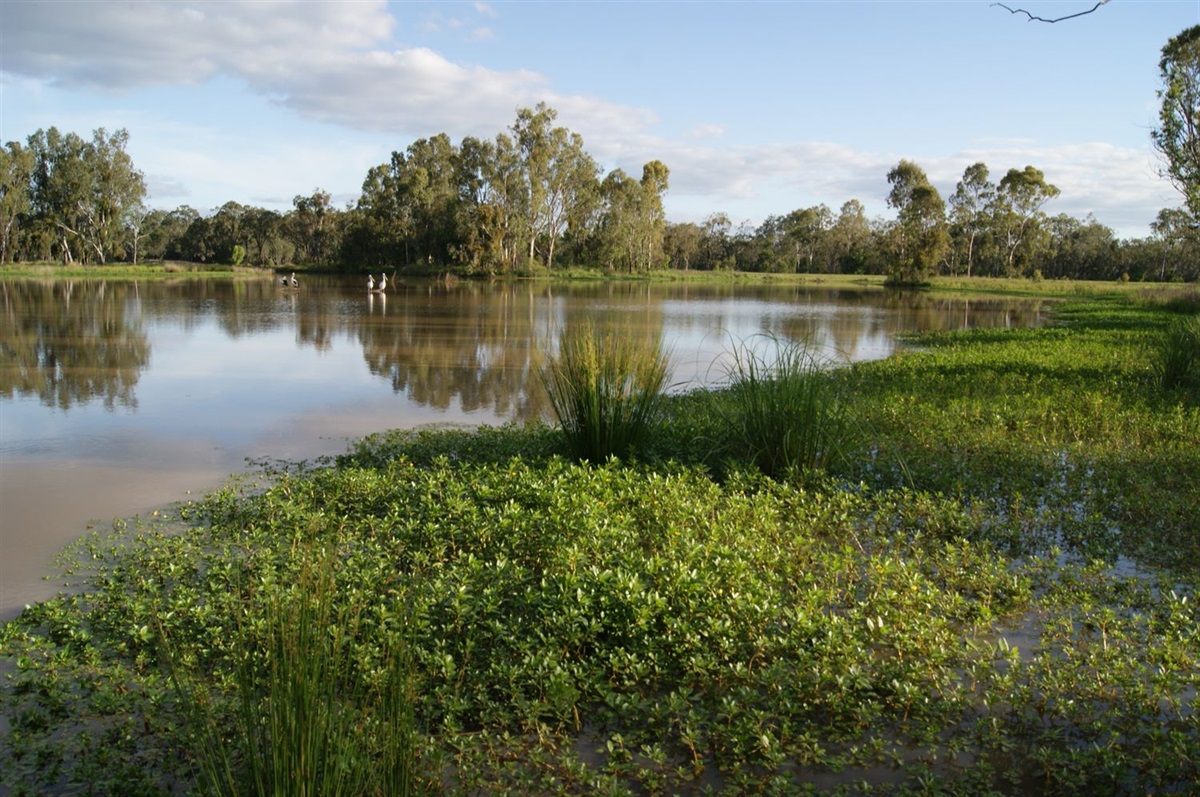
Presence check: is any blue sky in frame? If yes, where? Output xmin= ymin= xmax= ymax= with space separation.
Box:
xmin=3 ymin=0 xmax=1198 ymax=239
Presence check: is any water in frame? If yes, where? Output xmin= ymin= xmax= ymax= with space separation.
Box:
xmin=0 ymin=276 xmax=1049 ymax=617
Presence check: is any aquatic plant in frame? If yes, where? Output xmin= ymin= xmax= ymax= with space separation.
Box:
xmin=540 ymin=320 xmax=670 ymax=463
xmin=1155 ymin=313 xmax=1200 ymax=395
xmin=3 ymin=292 xmax=1198 ymax=796
xmin=716 ymin=333 xmax=852 ymax=481
xmin=161 ymin=547 xmax=416 ymax=797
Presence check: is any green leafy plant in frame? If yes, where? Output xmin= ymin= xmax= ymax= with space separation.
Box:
xmin=540 ymin=320 xmax=671 ymax=463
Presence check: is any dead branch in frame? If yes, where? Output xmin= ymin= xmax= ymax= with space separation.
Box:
xmin=992 ymin=0 xmax=1111 ymax=23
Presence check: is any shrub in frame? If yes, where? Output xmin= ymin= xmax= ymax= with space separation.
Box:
xmin=540 ymin=321 xmax=670 ymax=463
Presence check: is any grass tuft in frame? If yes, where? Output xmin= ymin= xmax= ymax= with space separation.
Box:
xmin=540 ymin=321 xmax=671 ymax=463
xmin=162 ymin=548 xmax=416 ymax=797
xmin=1156 ymin=313 xmax=1200 ymax=396
xmin=717 ymin=334 xmax=852 ymax=481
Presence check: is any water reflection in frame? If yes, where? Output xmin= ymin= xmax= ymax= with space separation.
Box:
xmin=1 ymin=280 xmax=150 ymax=410
xmin=0 ymin=276 xmax=1049 ymax=617
xmin=2 ymin=278 xmax=1051 ymax=417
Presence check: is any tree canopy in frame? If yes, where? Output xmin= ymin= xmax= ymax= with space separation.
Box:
xmin=1153 ymin=24 xmax=1200 ymax=219
xmin=3 ymin=96 xmax=1197 ymax=283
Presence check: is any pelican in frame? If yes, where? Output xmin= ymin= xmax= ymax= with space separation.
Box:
xmin=367 ymin=274 xmax=375 ymax=291
xmin=289 ymin=272 xmax=298 ymax=288
xmin=375 ymin=273 xmax=388 ymax=293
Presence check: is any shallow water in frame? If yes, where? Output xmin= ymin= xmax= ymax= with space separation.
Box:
xmin=0 ymin=276 xmax=1050 ymax=617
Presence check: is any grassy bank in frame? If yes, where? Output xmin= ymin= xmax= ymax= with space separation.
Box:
xmin=1 ymin=291 xmax=1197 ymax=795
xmin=0 ymin=261 xmax=275 ymax=279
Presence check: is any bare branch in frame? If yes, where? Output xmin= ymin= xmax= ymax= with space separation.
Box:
xmin=992 ymin=0 xmax=1111 ymax=23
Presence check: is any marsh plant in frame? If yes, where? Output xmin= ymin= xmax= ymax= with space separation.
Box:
xmin=3 ymin=292 xmax=1199 ymax=796
xmin=541 ymin=320 xmax=671 ymax=463
xmin=163 ymin=550 xmax=416 ymax=797
xmin=1155 ymin=313 xmax=1200 ymax=395
xmin=718 ymin=334 xmax=852 ymax=480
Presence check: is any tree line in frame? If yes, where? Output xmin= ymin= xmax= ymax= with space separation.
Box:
xmin=3 ymin=19 xmax=1198 ymax=283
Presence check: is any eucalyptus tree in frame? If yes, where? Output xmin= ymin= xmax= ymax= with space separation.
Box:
xmin=1044 ymin=213 xmax=1117 ymax=280
xmin=398 ymin=133 xmax=462 ymax=266
xmin=176 ymin=214 xmax=216 ymax=263
xmin=456 ymin=133 xmax=530 ymax=273
xmin=27 ymin=127 xmax=146 ymax=264
xmin=948 ymin=162 xmax=996 ymax=277
xmin=701 ymin=212 xmax=733 ymax=270
xmin=636 ymin=160 xmax=670 ymax=270
xmin=885 ymin=159 xmax=948 ymax=283
xmin=1151 ymin=206 xmax=1200 ymax=281
xmin=512 ymin=104 xmax=600 ymax=269
xmin=782 ymin=204 xmax=833 ymax=273
xmin=663 ymin=221 xmax=703 ymax=270
xmin=1152 ymin=25 xmax=1200 ymax=217
xmin=593 ymin=160 xmax=669 ymax=273
xmin=995 ymin=165 xmax=1060 ymax=276
xmin=207 ymin=201 xmax=248 ymax=264
xmin=124 ymin=204 xmax=150 ymax=265
xmin=158 ymin=205 xmax=201 ymax=261
xmin=828 ymin=199 xmax=872 ymax=273
xmin=596 ymin=169 xmax=642 ymax=271
xmin=288 ymin=189 xmax=339 ymax=266
xmin=357 ymin=157 xmax=413 ymax=266
xmin=242 ymin=207 xmax=286 ymax=265
xmin=1 ymin=141 xmax=35 ymax=263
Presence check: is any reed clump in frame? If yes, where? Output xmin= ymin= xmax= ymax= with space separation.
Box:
xmin=162 ymin=549 xmax=416 ymax=797
xmin=540 ymin=321 xmax=670 ymax=463
xmin=1156 ymin=313 xmax=1200 ymax=396
xmin=717 ymin=334 xmax=852 ymax=481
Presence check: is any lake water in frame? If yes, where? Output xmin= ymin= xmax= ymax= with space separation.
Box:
xmin=0 ymin=276 xmax=1050 ymax=617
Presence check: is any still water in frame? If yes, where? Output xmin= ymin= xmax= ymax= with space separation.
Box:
xmin=0 ymin=276 xmax=1050 ymax=617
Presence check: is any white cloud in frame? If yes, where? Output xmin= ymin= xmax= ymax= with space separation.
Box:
xmin=3 ymin=0 xmax=1178 ymax=238
xmin=2 ymin=1 xmax=394 ymax=90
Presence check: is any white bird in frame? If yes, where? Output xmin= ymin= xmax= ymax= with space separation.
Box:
xmin=367 ymin=274 xmax=375 ymax=291
xmin=289 ymin=272 xmax=298 ymax=288
xmin=377 ymin=273 xmax=387 ymax=292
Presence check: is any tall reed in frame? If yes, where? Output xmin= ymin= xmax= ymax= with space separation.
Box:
xmin=1156 ymin=314 xmax=1200 ymax=396
xmin=718 ymin=334 xmax=851 ymax=481
xmin=540 ymin=321 xmax=671 ymax=463
xmin=162 ymin=550 xmax=416 ymax=797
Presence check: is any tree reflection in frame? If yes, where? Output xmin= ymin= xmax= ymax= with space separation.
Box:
xmin=0 ymin=276 xmax=1051 ymax=421
xmin=356 ymin=282 xmax=555 ymax=421
xmin=0 ymin=280 xmax=150 ymax=409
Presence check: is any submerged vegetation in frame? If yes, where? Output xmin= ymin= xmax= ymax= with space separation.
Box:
xmin=2 ymin=289 xmax=1198 ymax=795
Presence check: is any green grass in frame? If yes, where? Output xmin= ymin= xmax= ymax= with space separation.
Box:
xmin=713 ymin=334 xmax=853 ymax=481
xmin=2 ymin=291 xmax=1198 ymax=795
xmin=161 ymin=547 xmax=415 ymax=797
xmin=1155 ymin=313 xmax=1200 ymax=395
xmin=540 ymin=321 xmax=671 ymax=463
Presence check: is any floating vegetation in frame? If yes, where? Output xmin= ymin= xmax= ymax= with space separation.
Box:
xmin=2 ymin=291 xmax=1198 ymax=795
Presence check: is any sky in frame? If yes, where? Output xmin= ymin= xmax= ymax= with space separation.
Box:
xmin=3 ymin=0 xmax=1198 ymax=240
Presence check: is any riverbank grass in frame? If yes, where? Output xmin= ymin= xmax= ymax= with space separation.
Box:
xmin=161 ymin=548 xmax=416 ymax=797
xmin=540 ymin=321 xmax=671 ymax=463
